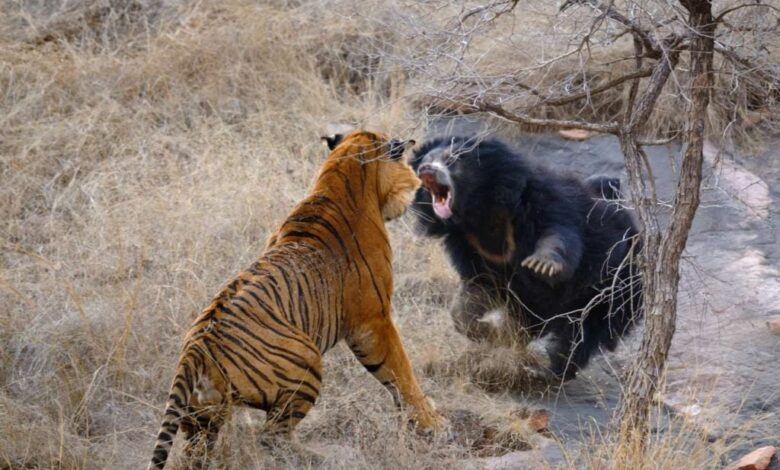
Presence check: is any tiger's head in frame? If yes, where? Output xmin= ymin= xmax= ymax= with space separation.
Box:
xmin=322 ymin=130 xmax=420 ymax=221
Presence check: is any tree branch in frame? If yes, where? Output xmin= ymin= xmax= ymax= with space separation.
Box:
xmin=476 ymin=100 xmax=620 ymax=133
xmin=714 ymin=3 xmax=780 ymax=23
xmin=461 ymin=0 xmax=519 ymax=23
xmin=628 ymin=48 xmax=680 ymax=132
xmin=536 ymin=67 xmax=654 ymax=107
xmin=714 ymin=43 xmax=780 ymax=96
xmin=561 ymin=0 xmax=664 ymax=58
xmin=624 ymin=35 xmax=645 ymax=123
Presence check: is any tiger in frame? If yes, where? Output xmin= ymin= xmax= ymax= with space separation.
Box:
xmin=148 ymin=130 xmax=446 ymax=469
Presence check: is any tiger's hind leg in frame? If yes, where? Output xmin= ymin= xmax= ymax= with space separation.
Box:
xmin=179 ymin=372 xmax=229 ymax=469
xmin=263 ymin=388 xmax=319 ymax=437
xmin=260 ymin=342 xmax=323 ymax=462
xmin=180 ymin=405 xmax=227 ymax=470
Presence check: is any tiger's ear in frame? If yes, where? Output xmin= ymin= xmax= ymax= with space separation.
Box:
xmin=321 ymin=134 xmax=344 ymax=151
xmin=388 ymin=139 xmax=416 ymax=160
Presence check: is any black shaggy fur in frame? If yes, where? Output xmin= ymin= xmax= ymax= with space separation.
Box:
xmin=410 ymin=136 xmax=643 ymax=380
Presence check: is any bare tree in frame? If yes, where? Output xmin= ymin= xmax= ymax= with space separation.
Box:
xmin=613 ymin=0 xmax=715 ymax=452
xmin=387 ymin=0 xmax=778 ymax=457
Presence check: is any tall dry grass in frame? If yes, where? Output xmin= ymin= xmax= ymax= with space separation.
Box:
xmin=0 ymin=1 xmax=522 ymax=467
xmin=0 ymin=0 xmax=771 ymax=468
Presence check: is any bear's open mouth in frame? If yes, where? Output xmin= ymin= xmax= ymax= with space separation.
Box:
xmin=420 ymin=173 xmax=453 ymax=219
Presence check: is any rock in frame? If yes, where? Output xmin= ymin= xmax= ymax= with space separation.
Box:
xmin=729 ymin=446 xmax=776 ymax=470
xmin=527 ymin=409 xmax=550 ymax=433
xmin=508 ymin=407 xmax=550 ymax=434
xmin=679 ymin=404 xmax=703 ymax=417
xmin=558 ymin=129 xmax=593 ymax=141
xmin=767 ymin=317 xmax=780 ymax=334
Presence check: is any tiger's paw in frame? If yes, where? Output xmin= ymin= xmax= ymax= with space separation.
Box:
xmin=409 ymin=398 xmax=449 ymax=435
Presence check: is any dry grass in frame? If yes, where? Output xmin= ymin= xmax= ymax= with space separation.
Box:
xmin=0 ymin=1 xmax=536 ymax=467
xmin=1 ymin=0 xmax=773 ymax=469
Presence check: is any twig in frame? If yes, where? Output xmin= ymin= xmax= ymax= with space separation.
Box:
xmin=714 ymin=42 xmax=780 ymax=94
xmin=538 ymin=67 xmax=654 ymax=107
xmin=561 ymin=0 xmax=663 ymax=58
xmin=637 ymin=133 xmax=680 ymax=146
xmin=460 ymin=0 xmax=519 ymax=23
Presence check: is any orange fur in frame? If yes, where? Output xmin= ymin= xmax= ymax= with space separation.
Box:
xmin=147 ymin=131 xmax=443 ymax=469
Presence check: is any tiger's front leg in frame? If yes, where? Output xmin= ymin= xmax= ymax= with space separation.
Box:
xmin=347 ymin=317 xmax=447 ymax=432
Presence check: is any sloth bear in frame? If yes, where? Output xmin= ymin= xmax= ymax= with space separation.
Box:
xmin=410 ymin=136 xmax=642 ymax=381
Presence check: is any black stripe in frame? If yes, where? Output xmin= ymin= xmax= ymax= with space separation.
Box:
xmin=381 ymin=380 xmax=402 ymax=407
xmin=281 ymin=230 xmax=337 ymax=258
xmin=318 ymin=197 xmax=360 ymax=273
xmin=288 ymin=214 xmax=350 ymax=260
xmin=332 ymin=168 xmax=357 ymax=208
xmin=362 ymin=359 xmax=385 ymax=373
xmin=170 ymin=385 xmax=186 ymax=403
xmin=220 ymin=302 xmax=308 ymax=362
xmin=310 ymin=271 xmax=327 ymax=335
xmin=272 ymin=369 xmax=319 ymax=395
xmin=202 ymin=337 xmax=267 ymax=402
xmin=182 ymin=360 xmax=193 ymax=388
xmin=263 ymin=274 xmax=289 ymax=313
xmin=152 ymin=450 xmax=167 ymax=466
xmin=361 ymin=163 xmax=368 ymax=197
xmin=352 ymin=237 xmax=386 ymax=311
xmin=302 ymin=195 xmax=332 ymax=207
xmin=297 ymin=272 xmax=311 ymax=337
xmin=275 ymin=264 xmax=302 ymax=329
xmin=242 ymin=283 xmax=319 ymax=354
xmin=217 ymin=316 xmax=321 ymax=382
xmin=211 ymin=330 xmax=273 ymax=382
xmin=223 ymin=298 xmax=314 ymax=355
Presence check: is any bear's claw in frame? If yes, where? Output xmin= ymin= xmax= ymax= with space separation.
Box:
xmin=521 ymin=254 xmax=563 ymax=278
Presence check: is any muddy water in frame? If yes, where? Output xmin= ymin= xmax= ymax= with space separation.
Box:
xmin=427 ymin=119 xmax=779 ymax=467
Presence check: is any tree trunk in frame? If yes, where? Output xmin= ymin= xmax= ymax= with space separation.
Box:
xmin=617 ymin=0 xmax=715 ymax=456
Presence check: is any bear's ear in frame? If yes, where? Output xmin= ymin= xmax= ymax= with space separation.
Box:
xmin=321 ymin=134 xmax=344 ymax=151
xmin=388 ymin=139 xmax=416 ymax=161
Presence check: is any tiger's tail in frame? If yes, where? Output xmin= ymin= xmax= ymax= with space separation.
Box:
xmin=148 ymin=356 xmax=200 ymax=470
